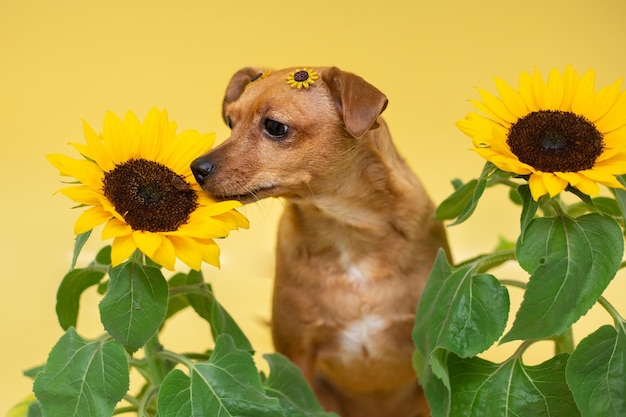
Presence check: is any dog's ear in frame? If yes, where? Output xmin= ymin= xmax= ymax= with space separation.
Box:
xmin=222 ymin=67 xmax=266 ymax=121
xmin=322 ymin=67 xmax=389 ymax=138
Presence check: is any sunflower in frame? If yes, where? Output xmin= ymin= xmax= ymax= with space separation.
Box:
xmin=286 ymin=67 xmax=319 ymax=89
xmin=457 ymin=66 xmax=626 ymax=200
xmin=47 ymin=107 xmax=249 ymax=271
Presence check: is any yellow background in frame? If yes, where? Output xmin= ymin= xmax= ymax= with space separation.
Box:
xmin=2 ymin=0 xmax=626 ymax=412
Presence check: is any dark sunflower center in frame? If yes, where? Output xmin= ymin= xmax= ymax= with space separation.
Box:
xmin=103 ymin=159 xmax=198 ymax=232
xmin=293 ymin=70 xmax=309 ymax=82
xmin=506 ymin=110 xmax=604 ymax=172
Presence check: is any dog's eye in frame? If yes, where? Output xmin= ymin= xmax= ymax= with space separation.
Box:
xmin=264 ymin=119 xmax=288 ymax=139
xmin=225 ymin=116 xmax=233 ymax=129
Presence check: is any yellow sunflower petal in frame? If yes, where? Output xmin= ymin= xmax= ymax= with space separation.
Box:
xmin=579 ymin=168 xmax=626 ymax=188
xmin=132 ymin=231 xmax=164 ymax=258
xmin=559 ymin=65 xmax=578 ymax=110
xmin=173 ymin=216 xmax=232 ymax=239
xmin=148 ymin=236 xmax=177 ymax=271
xmin=139 ymin=107 xmax=168 ymax=161
xmin=47 ymin=154 xmax=103 ymax=189
xmin=601 ymin=126 xmax=626 ymax=149
xmin=74 ymin=206 xmax=112 ymax=234
xmin=169 ymin=235 xmax=203 ymax=271
xmin=79 ymin=120 xmax=115 ymax=171
xmin=518 ymin=70 xmax=541 ymax=112
xmin=475 ymin=87 xmax=517 ymax=124
xmin=494 ymin=77 xmax=529 ymax=119
xmin=102 ymin=218 xmax=132 ymax=239
xmin=541 ymin=172 xmax=569 ymax=197
xmin=595 ymin=91 xmax=626 ymax=133
xmin=530 ymin=68 xmax=548 ymax=110
xmin=122 ymin=110 xmax=142 ymax=158
xmin=214 ymin=210 xmax=250 ymax=230
xmin=111 ymin=234 xmax=138 ymax=267
xmin=58 ymin=186 xmax=104 ymax=206
xmin=163 ymin=131 xmax=215 ymax=175
xmin=102 ymin=111 xmax=131 ymax=164
xmin=570 ymin=69 xmax=596 ymax=115
xmin=593 ymin=149 xmax=626 ymax=171
xmin=587 ymin=77 xmax=624 ymax=122
xmin=528 ymin=174 xmax=549 ymax=200
xmin=545 ymin=67 xmax=566 ymax=110
xmin=457 ymin=112 xmax=509 ymax=149
xmin=200 ymin=239 xmax=221 ymax=268
xmin=556 ymin=172 xmax=600 ymax=195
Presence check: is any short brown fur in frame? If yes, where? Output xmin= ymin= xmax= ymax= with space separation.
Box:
xmin=191 ymin=67 xmax=449 ymax=417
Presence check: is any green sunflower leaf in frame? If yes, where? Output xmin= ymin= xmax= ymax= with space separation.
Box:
xmin=56 ymin=267 xmax=106 ymax=330
xmin=185 ymin=269 xmax=254 ymax=353
xmin=504 ymin=213 xmax=623 ymax=342
xmin=99 ymin=261 xmax=169 ymax=352
xmin=165 ymin=273 xmax=191 ymax=321
xmin=412 ymin=349 xmax=451 ymax=417
xmin=27 ymin=402 xmax=42 ymax=417
xmin=263 ymin=353 xmax=339 ymax=417
xmin=435 ymin=162 xmax=502 ymax=225
xmin=157 ymin=334 xmax=283 ymax=417
xmin=612 ymin=175 xmax=626 ymax=220
xmin=517 ymin=184 xmax=538 ymax=236
xmin=565 ymin=324 xmax=626 ymax=417
xmin=434 ymin=178 xmax=486 ymax=225
xmin=448 ymin=353 xmax=579 ymax=416
xmin=566 ymin=197 xmax=621 ymax=218
xmin=414 ymin=250 xmax=510 ymax=359
xmin=33 ymin=328 xmax=129 ymax=417
xmin=70 ymin=230 xmax=91 ymax=270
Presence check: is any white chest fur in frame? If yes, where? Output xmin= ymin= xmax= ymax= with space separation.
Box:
xmin=338 ymin=314 xmax=387 ymax=358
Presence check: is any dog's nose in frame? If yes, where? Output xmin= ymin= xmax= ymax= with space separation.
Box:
xmin=190 ymin=157 xmax=216 ymax=185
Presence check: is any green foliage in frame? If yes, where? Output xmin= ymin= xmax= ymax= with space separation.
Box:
xmin=505 ymin=213 xmax=623 ymax=342
xmin=33 ymin=329 xmax=129 ymax=417
xmin=448 ymin=353 xmax=579 ymax=416
xmin=19 ymin=238 xmax=338 ymax=417
xmin=413 ymin=251 xmax=509 ymax=361
xmin=415 ymin=162 xmax=626 ymax=417
xmin=99 ymin=262 xmax=169 ymax=353
xmin=158 ymin=335 xmax=282 ymax=417
xmin=12 ymin=166 xmax=626 ymax=417
xmin=263 ymin=353 xmax=335 ymax=417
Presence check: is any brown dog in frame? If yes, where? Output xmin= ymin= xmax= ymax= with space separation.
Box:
xmin=191 ymin=67 xmax=449 ymax=417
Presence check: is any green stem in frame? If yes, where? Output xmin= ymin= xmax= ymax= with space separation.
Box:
xmin=499 ymin=279 xmax=527 ymax=290
xmin=598 ymin=296 xmax=625 ymax=323
xmin=142 ymin=334 xmax=169 ymax=386
xmin=552 ymin=327 xmax=575 ymax=354
xmin=158 ymin=349 xmax=196 ymax=368
xmin=113 ymin=406 xmax=138 ymax=415
xmin=455 ymin=249 xmax=517 ymax=273
xmin=169 ymin=283 xmax=214 ymax=298
xmin=137 ymin=386 xmax=159 ymax=417
xmin=511 ymin=339 xmax=535 ymax=358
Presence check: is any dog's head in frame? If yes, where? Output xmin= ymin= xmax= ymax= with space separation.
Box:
xmin=190 ymin=66 xmax=388 ymax=203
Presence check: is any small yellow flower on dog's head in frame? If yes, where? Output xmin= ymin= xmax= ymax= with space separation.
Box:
xmin=286 ymin=67 xmax=319 ymax=89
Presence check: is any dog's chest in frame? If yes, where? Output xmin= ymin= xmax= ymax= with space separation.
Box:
xmin=332 ymin=249 xmax=402 ymax=358
xmin=316 ymin=249 xmax=416 ymax=388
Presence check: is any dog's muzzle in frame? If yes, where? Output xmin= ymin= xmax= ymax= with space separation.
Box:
xmin=190 ymin=157 xmax=216 ymax=185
